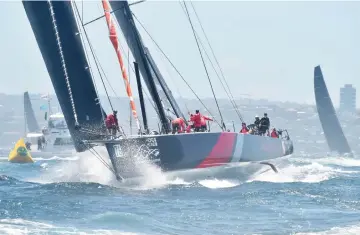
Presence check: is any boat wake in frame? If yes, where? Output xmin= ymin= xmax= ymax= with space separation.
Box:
xmin=24 ymin=148 xmax=359 ymax=191
xmin=295 ymin=223 xmax=360 ymax=235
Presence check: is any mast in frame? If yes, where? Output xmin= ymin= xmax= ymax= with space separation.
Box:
xmin=109 ymin=1 xmax=171 ymax=133
xmin=134 ymin=62 xmax=148 ymax=133
xmin=101 ymin=0 xmax=141 ymax=133
xmin=23 ymin=1 xmax=106 ymax=152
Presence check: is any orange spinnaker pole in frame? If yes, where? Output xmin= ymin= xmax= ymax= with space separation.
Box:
xmin=102 ymin=0 xmax=141 ymax=132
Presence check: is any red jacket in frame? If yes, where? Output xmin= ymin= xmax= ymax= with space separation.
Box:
xmin=200 ymin=116 xmax=213 ymax=126
xmin=172 ymin=118 xmax=185 ymax=132
xmin=270 ymin=130 xmax=278 ymax=138
xmin=105 ymin=114 xmax=118 ymax=128
xmin=240 ymin=127 xmax=249 ymax=133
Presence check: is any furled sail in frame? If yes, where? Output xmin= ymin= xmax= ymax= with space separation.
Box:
xmin=314 ymin=65 xmax=351 ymax=154
xmin=23 ymin=1 xmax=106 ymax=152
xmin=23 ymin=91 xmax=40 ymax=133
xmin=101 ymin=0 xmax=141 ymax=132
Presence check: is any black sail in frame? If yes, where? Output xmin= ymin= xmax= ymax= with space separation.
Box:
xmin=23 ymin=1 xmax=105 ymax=152
xmin=314 ymin=65 xmax=351 ymax=154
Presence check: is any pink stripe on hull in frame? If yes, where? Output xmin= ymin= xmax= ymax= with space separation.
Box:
xmin=196 ymin=133 xmax=236 ymax=168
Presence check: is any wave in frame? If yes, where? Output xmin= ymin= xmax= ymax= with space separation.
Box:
xmin=0 ymin=218 xmax=144 ymax=235
xmin=7 ymin=147 xmax=357 ymax=192
xmin=295 ymin=223 xmax=360 ymax=235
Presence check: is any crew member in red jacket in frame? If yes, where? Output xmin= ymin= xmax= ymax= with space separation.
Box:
xmin=240 ymin=122 xmax=249 ymax=134
xmin=200 ymin=115 xmax=213 ymax=132
xmin=270 ymin=128 xmax=279 ymax=138
xmin=105 ymin=110 xmax=120 ymax=135
xmin=172 ymin=117 xmax=186 ymax=134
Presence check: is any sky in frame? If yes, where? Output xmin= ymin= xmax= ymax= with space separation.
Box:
xmin=0 ymin=0 xmax=359 ymax=107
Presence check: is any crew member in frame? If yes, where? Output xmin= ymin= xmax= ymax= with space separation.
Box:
xmin=105 ymin=110 xmax=120 ymax=135
xmin=191 ymin=110 xmax=202 ymax=132
xmin=259 ymin=113 xmax=270 ymax=136
xmin=254 ymin=115 xmax=260 ymax=129
xmin=25 ymin=141 xmax=31 ymax=150
xmin=41 ymin=136 xmax=46 ymax=147
xmin=240 ymin=122 xmax=249 ymax=134
xmin=171 ymin=117 xmax=186 ymax=134
xmin=200 ymin=115 xmax=213 ymax=132
xmin=37 ymin=137 xmax=42 ymax=150
xmin=270 ymin=128 xmax=279 ymax=138
xmin=185 ymin=114 xmax=194 ymax=133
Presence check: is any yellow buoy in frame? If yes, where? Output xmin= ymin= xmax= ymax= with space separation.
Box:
xmin=8 ymin=138 xmax=34 ymax=163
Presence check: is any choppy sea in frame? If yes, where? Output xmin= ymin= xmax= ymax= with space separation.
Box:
xmin=1 ymin=114 xmax=360 ymax=235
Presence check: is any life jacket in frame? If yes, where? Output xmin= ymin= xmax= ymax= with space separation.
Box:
xmin=240 ymin=127 xmax=248 ymax=134
xmin=270 ymin=130 xmax=278 ymax=138
xmin=200 ymin=117 xmax=207 ymax=126
xmin=193 ymin=113 xmax=202 ymax=127
xmin=172 ymin=117 xmax=184 ymax=125
xmin=201 ymin=115 xmax=213 ymax=125
xmin=105 ymin=114 xmax=115 ymax=128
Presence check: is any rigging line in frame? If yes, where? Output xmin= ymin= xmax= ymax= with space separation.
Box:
xmin=110 ymin=13 xmax=160 ymax=117
xmin=80 ymin=2 xmax=119 ymax=99
xmin=189 ymin=1 xmax=244 ymax=122
xmin=86 ymin=145 xmax=116 ymax=175
xmin=110 ymin=14 xmax=172 ymax=125
xmin=112 ymin=29 xmax=159 ymax=119
xmin=177 ymin=1 xmax=242 ymax=123
xmin=195 ymin=30 xmax=244 ymax=122
xmin=182 ymin=1 xmax=225 ymax=130
xmin=73 ymin=3 xmax=114 ymax=112
xmin=180 ymin=11 xmax=243 ymax=123
xmin=73 ymin=1 xmax=105 ymax=121
xmin=81 ymin=0 xmax=84 ymax=23
xmin=159 ymin=55 xmax=190 ymax=114
xmin=131 ymin=13 xmax=222 ymax=128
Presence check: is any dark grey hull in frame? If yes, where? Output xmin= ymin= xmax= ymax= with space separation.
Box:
xmin=92 ymin=132 xmax=294 ymax=180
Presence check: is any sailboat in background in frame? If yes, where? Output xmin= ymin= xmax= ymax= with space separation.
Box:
xmin=24 ymin=91 xmax=40 ymax=133
xmin=23 ymin=91 xmax=74 ymax=158
xmin=22 ymin=0 xmax=294 ymax=181
xmin=314 ymin=65 xmax=352 ymax=154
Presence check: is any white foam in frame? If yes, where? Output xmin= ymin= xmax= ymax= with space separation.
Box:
xmin=27 ymin=146 xmax=192 ymax=191
xmin=295 ymin=224 xmax=360 ymax=235
xmin=248 ymin=162 xmax=351 ymax=183
xmin=27 ymin=146 xmax=116 ymax=185
xmin=0 ymin=218 xmax=142 ymax=235
xmin=297 ymin=156 xmax=360 ymax=167
xmin=32 ymin=156 xmax=79 ymax=161
xmin=198 ymin=178 xmax=240 ymax=189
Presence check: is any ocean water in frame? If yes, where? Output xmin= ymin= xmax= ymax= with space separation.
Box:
xmin=1 ymin=119 xmax=360 ymax=235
